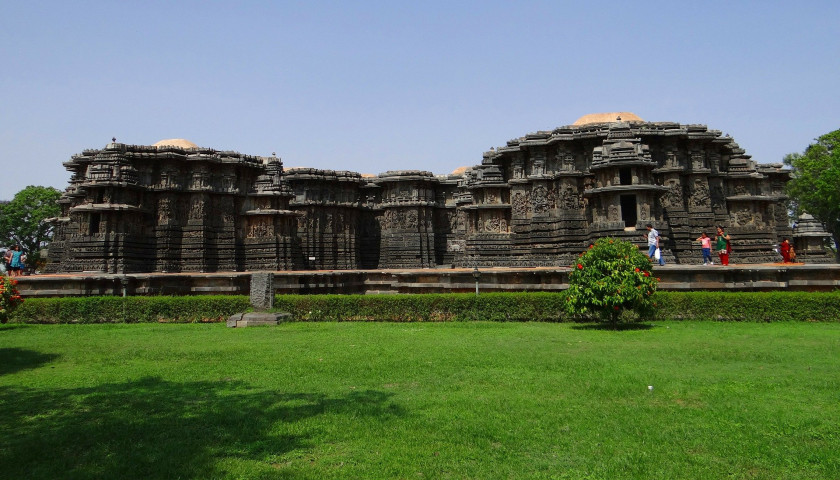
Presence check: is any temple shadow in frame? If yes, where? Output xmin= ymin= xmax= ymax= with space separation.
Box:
xmin=0 ymin=324 xmax=30 ymax=331
xmin=0 ymin=377 xmax=403 ymax=479
xmin=0 ymin=348 xmax=60 ymax=375
xmin=571 ymin=323 xmax=656 ymax=331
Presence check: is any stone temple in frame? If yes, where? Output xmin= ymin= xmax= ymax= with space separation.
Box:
xmin=45 ymin=114 xmax=831 ymax=274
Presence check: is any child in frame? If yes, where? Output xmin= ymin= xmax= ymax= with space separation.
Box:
xmin=696 ymin=232 xmax=713 ymax=265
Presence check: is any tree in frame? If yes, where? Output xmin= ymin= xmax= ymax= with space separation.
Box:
xmin=784 ymin=129 xmax=840 ymax=262
xmin=0 ymin=186 xmax=62 ymax=269
xmin=564 ymin=237 xmax=659 ymax=324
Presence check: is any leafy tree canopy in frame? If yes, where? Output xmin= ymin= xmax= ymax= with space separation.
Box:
xmin=784 ymin=129 xmax=840 ymax=260
xmin=0 ymin=186 xmax=62 ymax=268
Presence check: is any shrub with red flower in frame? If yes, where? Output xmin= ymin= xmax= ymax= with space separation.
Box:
xmin=0 ymin=276 xmax=24 ymax=324
xmin=565 ymin=237 xmax=659 ymax=324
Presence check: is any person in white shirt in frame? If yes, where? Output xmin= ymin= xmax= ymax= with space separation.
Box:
xmin=645 ymin=223 xmax=665 ymax=266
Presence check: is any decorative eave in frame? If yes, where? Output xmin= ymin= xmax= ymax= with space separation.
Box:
xmin=584 ymin=185 xmax=669 ymax=196
xmin=461 ymin=204 xmax=512 ymax=210
xmin=243 ymin=209 xmax=301 ymax=216
xmin=69 ymin=203 xmax=150 ymax=214
xmin=590 ymin=159 xmax=657 ymax=171
xmin=725 ymin=195 xmax=785 ymax=202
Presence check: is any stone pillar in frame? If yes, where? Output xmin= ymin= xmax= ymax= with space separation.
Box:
xmin=249 ymin=272 xmax=274 ymax=310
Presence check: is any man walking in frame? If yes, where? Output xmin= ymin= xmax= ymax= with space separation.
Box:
xmin=645 ymin=224 xmax=665 ymax=266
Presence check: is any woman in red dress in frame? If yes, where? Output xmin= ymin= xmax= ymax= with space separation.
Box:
xmin=780 ymin=238 xmax=792 ymax=263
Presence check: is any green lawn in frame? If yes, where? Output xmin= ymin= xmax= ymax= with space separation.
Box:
xmin=1 ymin=321 xmax=838 ymax=479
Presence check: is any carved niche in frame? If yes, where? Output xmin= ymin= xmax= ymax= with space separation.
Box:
xmin=531 ymin=186 xmax=556 ymax=214
xmin=689 ymin=179 xmax=711 ymax=208
xmin=660 ymin=182 xmax=684 ymax=209
xmin=247 ymin=218 xmax=272 ymax=238
xmin=157 ymin=197 xmax=173 ymax=224
xmin=512 ymin=191 xmax=530 ymax=217
xmin=189 ymin=196 xmax=206 ymax=221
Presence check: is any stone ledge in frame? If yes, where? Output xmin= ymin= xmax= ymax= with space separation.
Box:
xmin=226 ymin=312 xmax=292 ymax=328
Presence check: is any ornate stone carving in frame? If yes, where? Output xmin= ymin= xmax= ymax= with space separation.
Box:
xmin=608 ymin=204 xmax=619 ymax=221
xmin=689 ymin=179 xmax=710 ymax=208
xmin=531 ymin=186 xmax=555 ymax=214
xmin=157 ymin=197 xmax=172 ymax=224
xmin=660 ymin=182 xmax=683 ymax=209
xmin=247 ymin=218 xmax=272 ymax=238
xmin=560 ymin=186 xmax=581 ymax=210
xmin=639 ymin=204 xmax=650 ymax=221
xmin=512 ymin=191 xmax=529 ymax=217
xmin=189 ymin=197 xmax=205 ymax=220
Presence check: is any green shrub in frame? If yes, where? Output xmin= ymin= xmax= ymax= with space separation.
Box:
xmin=0 ymin=276 xmax=25 ymax=324
xmin=11 ymin=296 xmax=250 ymax=324
xmin=565 ymin=237 xmax=659 ymax=323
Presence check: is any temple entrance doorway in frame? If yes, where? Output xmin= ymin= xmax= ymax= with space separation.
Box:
xmin=620 ymin=194 xmax=637 ymax=228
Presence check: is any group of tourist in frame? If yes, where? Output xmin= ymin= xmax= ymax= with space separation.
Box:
xmin=2 ymin=245 xmax=26 ymax=277
xmin=646 ymin=224 xmax=733 ymax=266
xmin=694 ymin=227 xmax=732 ymax=266
xmin=648 ymin=225 xmax=797 ymax=266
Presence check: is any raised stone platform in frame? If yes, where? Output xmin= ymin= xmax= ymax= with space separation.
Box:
xmin=14 ymin=264 xmax=840 ymax=298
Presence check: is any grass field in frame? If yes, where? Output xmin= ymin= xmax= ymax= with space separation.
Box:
xmin=1 ymin=321 xmax=838 ymax=479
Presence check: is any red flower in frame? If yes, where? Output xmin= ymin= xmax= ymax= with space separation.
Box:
xmin=656 ymin=278 xmax=661 ymax=281
xmin=634 ymin=267 xmax=640 ymax=272
xmin=643 ymin=271 xmax=650 ymax=277
xmin=614 ymin=306 xmax=619 ymax=311
xmin=577 ymin=264 xmax=583 ymax=269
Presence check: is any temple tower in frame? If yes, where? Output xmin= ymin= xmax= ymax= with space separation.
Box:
xmin=376 ymin=171 xmax=438 ymax=268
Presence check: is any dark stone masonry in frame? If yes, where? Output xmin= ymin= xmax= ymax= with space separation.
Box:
xmin=46 ymin=113 xmax=833 ymax=274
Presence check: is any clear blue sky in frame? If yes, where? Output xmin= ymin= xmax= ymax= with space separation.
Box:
xmin=1 ymin=0 xmax=838 ymax=200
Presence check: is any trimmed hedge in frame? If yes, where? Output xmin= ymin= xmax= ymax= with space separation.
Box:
xmin=10 ymin=296 xmax=251 ymax=324
xmin=274 ymin=292 xmax=567 ymax=322
xmin=9 ymin=291 xmax=840 ymax=324
xmin=654 ymin=291 xmax=840 ymax=322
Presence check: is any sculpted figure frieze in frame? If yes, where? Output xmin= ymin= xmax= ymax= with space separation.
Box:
xmin=689 ymin=179 xmax=711 ymax=208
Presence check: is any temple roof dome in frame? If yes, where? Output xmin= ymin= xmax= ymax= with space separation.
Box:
xmin=153 ymin=138 xmax=199 ymax=149
xmin=572 ymin=112 xmax=643 ymax=126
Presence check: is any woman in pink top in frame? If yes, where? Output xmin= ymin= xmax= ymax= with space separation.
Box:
xmin=696 ymin=232 xmax=713 ymax=265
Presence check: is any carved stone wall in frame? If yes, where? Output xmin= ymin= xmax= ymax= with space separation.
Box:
xmin=48 ymin=144 xmax=299 ymax=273
xmin=48 ymin=117 xmax=808 ymax=273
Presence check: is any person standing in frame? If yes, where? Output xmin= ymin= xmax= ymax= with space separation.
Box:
xmin=0 ymin=247 xmax=8 ymax=275
xmin=780 ymin=238 xmax=792 ymax=263
xmin=696 ymin=232 xmax=713 ymax=265
xmin=8 ymin=245 xmax=25 ymax=277
xmin=645 ymin=223 xmax=665 ymax=266
xmin=715 ymin=227 xmax=731 ymax=266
